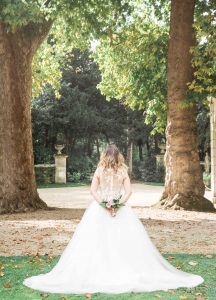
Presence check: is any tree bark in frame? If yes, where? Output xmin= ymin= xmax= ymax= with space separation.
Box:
xmin=155 ymin=0 xmax=215 ymax=211
xmin=96 ymin=138 xmax=100 ymax=158
xmin=138 ymin=144 xmax=143 ymax=161
xmin=0 ymin=20 xmax=52 ymax=213
xmin=86 ymin=137 xmax=93 ymax=157
xmin=126 ymin=141 xmax=133 ymax=177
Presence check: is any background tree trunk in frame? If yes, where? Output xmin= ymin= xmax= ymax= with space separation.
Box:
xmin=96 ymin=138 xmax=100 ymax=158
xmin=155 ymin=0 xmax=215 ymax=211
xmin=0 ymin=21 xmax=52 ymax=213
xmin=138 ymin=143 xmax=143 ymax=161
xmin=126 ymin=141 xmax=133 ymax=177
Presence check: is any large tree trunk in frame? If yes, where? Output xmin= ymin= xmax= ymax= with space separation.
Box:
xmin=0 ymin=20 xmax=52 ymax=213
xmin=155 ymin=0 xmax=215 ymax=212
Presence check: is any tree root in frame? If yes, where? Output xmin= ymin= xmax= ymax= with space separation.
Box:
xmin=152 ymin=192 xmax=216 ymax=212
xmin=0 ymin=195 xmax=49 ymax=214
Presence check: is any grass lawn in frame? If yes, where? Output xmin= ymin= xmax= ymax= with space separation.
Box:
xmin=143 ymin=182 xmax=165 ymax=186
xmin=37 ymin=182 xmax=90 ymax=189
xmin=37 ymin=182 xmax=165 ymax=188
xmin=0 ymin=254 xmax=215 ymax=300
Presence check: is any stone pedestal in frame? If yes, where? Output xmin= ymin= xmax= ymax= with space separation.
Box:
xmin=156 ymin=154 xmax=165 ymax=168
xmin=54 ymin=154 xmax=68 ymax=184
xmin=209 ymin=97 xmax=216 ymax=204
xmin=157 ymin=142 xmax=166 ymax=169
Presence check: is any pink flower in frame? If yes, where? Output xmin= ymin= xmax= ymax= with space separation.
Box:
xmin=106 ymin=202 xmax=112 ymax=208
xmin=109 ymin=199 xmax=114 ymax=205
xmin=106 ymin=198 xmax=114 ymax=208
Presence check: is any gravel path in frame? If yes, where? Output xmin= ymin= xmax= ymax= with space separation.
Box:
xmin=0 ymin=184 xmax=215 ymax=256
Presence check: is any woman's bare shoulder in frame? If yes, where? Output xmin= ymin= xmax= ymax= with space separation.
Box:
xmin=118 ymin=164 xmax=128 ymax=177
xmin=121 ymin=163 xmax=128 ymax=172
xmin=95 ymin=165 xmax=104 ymax=176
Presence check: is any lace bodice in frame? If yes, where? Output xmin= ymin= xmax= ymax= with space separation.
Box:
xmin=95 ymin=165 xmax=128 ymax=201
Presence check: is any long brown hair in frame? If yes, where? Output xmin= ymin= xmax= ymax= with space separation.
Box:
xmin=97 ymin=143 xmax=127 ymax=172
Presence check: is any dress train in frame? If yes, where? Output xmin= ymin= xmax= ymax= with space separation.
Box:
xmin=23 ymin=200 xmax=204 ymax=294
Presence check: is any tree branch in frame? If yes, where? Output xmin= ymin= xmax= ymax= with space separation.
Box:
xmin=21 ymin=18 xmax=54 ymax=55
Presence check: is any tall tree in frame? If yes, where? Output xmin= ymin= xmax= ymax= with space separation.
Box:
xmin=157 ymin=0 xmax=214 ymax=211
xmin=0 ymin=20 xmax=52 ymax=213
xmin=32 ymin=49 xmax=152 ymax=170
xmin=0 ymin=1 xmax=130 ymax=213
xmin=92 ymin=0 xmax=215 ymax=211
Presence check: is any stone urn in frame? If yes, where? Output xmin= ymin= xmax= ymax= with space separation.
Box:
xmin=54 ymin=144 xmax=65 ymax=155
xmin=158 ymin=142 xmax=166 ymax=154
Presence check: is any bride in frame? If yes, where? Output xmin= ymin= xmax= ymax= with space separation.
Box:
xmin=23 ymin=143 xmax=204 ymax=294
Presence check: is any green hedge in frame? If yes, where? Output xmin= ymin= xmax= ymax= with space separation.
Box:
xmin=35 ymin=165 xmax=55 ymax=184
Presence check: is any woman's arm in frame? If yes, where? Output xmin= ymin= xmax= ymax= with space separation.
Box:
xmin=90 ymin=169 xmax=113 ymax=215
xmin=121 ymin=172 xmax=132 ymax=204
xmin=90 ymin=169 xmax=101 ymax=204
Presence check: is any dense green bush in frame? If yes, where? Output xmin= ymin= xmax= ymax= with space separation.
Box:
xmin=35 ymin=166 xmax=55 ymax=184
xmin=203 ymin=172 xmax=211 ymax=188
xmin=155 ymin=164 xmax=165 ymax=183
xmin=33 ymin=145 xmax=54 ymax=164
xmin=67 ymin=171 xmax=81 ymax=183
xmin=133 ymin=156 xmax=165 ymax=183
xmin=67 ymin=146 xmax=98 ymax=181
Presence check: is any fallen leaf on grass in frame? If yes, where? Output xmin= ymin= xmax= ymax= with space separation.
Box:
xmin=40 ymin=293 xmax=49 ymax=298
xmin=0 ymin=266 xmax=5 ymax=270
xmin=179 ymin=295 xmax=190 ymax=299
xmin=205 ymin=255 xmax=213 ymax=259
xmin=3 ymin=283 xmax=11 ymax=288
xmin=0 ymin=271 xmax=4 ymax=276
xmin=85 ymin=293 xmax=91 ymax=298
xmin=195 ymin=292 xmax=205 ymax=299
xmin=11 ymin=265 xmax=20 ymax=269
xmin=176 ymin=264 xmax=182 ymax=269
xmin=188 ymin=261 xmax=198 ymax=266
xmin=155 ymin=294 xmax=162 ymax=298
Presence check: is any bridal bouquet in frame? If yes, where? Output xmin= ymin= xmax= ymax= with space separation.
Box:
xmin=100 ymin=195 xmax=125 ymax=217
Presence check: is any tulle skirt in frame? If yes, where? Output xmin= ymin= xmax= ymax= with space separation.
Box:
xmin=23 ymin=200 xmax=204 ymax=294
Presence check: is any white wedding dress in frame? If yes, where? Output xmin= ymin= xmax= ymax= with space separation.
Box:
xmin=23 ymin=166 xmax=204 ymax=294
